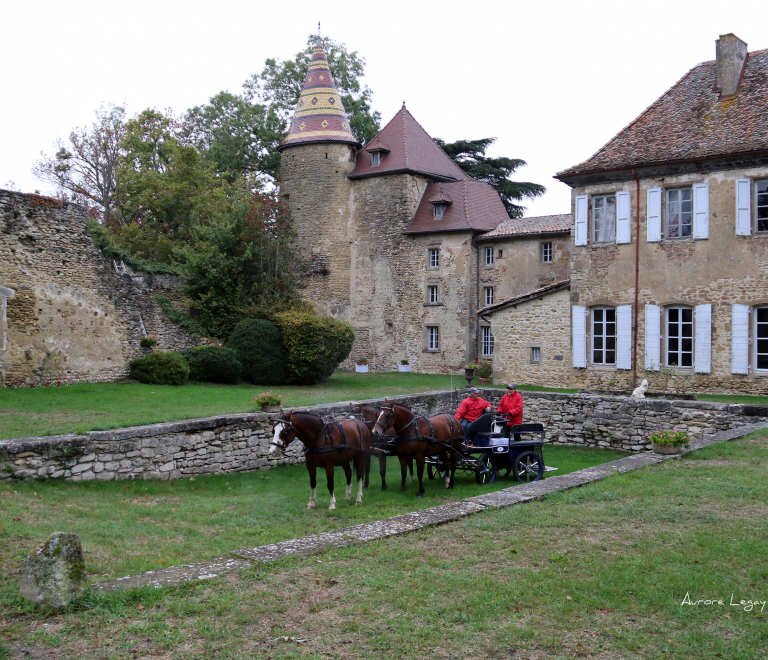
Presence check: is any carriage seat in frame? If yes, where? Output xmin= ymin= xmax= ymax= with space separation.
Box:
xmin=465 ymin=413 xmax=495 ymax=441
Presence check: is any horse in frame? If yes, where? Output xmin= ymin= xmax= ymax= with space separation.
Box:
xmin=371 ymin=399 xmax=463 ymax=498
xmin=269 ymin=411 xmax=372 ymax=510
xmin=348 ymin=403 xmax=414 ymax=490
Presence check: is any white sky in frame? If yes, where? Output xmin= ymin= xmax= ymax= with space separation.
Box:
xmin=2 ymin=0 xmax=767 ymax=218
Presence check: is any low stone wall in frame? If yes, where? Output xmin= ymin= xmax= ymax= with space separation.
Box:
xmin=2 ymin=388 xmax=767 ymax=481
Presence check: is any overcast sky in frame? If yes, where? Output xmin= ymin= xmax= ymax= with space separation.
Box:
xmin=2 ymin=0 xmax=767 ymax=218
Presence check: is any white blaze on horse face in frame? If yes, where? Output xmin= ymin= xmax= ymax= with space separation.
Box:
xmin=270 ymin=423 xmax=285 ymax=456
xmin=374 ymin=409 xmax=388 ymax=434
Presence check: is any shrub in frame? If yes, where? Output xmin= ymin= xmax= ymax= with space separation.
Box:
xmin=129 ymin=352 xmax=189 ymax=386
xmin=477 ymin=361 xmax=493 ymax=378
xmin=140 ymin=337 xmax=158 ymax=348
xmin=226 ymin=318 xmax=288 ymax=385
xmin=274 ymin=312 xmax=355 ymax=385
xmin=646 ymin=428 xmax=691 ymax=448
xmin=184 ymin=346 xmax=242 ymax=384
xmin=255 ymin=391 xmax=282 ymax=408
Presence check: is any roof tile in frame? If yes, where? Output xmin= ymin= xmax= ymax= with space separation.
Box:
xmin=478 ymin=214 xmax=571 ymax=239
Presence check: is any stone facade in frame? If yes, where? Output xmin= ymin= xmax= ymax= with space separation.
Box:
xmin=0 ymin=189 xmax=205 ymax=386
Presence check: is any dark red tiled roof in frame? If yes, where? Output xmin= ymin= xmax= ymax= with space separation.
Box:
xmin=404 ymin=180 xmax=509 ymax=234
xmin=349 ymin=105 xmax=469 ymax=181
xmin=477 ymin=280 xmax=571 ymax=315
xmin=477 ymin=213 xmax=571 ymax=239
xmin=557 ymin=48 xmax=768 ymax=179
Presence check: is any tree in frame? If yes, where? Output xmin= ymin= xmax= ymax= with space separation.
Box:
xmin=435 ymin=138 xmax=546 ymax=218
xmin=33 ymin=105 xmax=126 ymax=227
xmin=244 ymin=34 xmax=381 ymax=152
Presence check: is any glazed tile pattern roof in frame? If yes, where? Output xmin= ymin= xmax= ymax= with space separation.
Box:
xmin=557 ymin=48 xmax=768 ymax=178
xmin=478 ymin=213 xmax=571 ymax=239
xmin=280 ymin=39 xmax=359 ymax=149
xmin=477 ymin=280 xmax=571 ymax=315
xmin=404 ymin=180 xmax=509 ymax=234
xmin=349 ymin=105 xmax=469 ymax=181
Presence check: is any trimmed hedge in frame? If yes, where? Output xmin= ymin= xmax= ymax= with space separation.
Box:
xmin=183 ymin=346 xmax=242 ymax=384
xmin=274 ymin=312 xmax=355 ymax=385
xmin=226 ymin=318 xmax=288 ymax=385
xmin=129 ymin=351 xmax=189 ymax=386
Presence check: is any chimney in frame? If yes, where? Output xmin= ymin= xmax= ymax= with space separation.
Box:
xmin=715 ymin=33 xmax=748 ymax=98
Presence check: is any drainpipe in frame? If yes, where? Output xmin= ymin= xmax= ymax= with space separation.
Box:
xmin=632 ymin=169 xmax=641 ymax=388
xmin=473 ymin=235 xmax=480 ymax=363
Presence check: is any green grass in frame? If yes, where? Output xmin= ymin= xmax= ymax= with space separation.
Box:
xmin=2 ymin=432 xmax=766 ymax=659
xmin=696 ymin=393 xmax=768 ymax=404
xmin=0 ymin=444 xmax=625 ymax=599
xmin=0 ymin=372 xmax=576 ymax=440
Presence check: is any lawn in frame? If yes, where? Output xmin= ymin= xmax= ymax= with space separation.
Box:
xmin=0 ymin=445 xmax=626 ymax=600
xmin=0 ymin=372 xmax=577 ymax=441
xmin=1 ymin=431 xmax=765 ymax=659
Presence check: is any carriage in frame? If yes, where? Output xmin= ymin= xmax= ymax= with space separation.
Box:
xmin=425 ymin=413 xmax=545 ymax=485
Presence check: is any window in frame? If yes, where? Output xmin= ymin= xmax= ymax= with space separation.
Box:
xmin=666 ymin=306 xmax=693 ymax=367
xmin=428 ymin=285 xmax=438 ymax=304
xmin=497 ymin=249 xmax=503 ymax=259
xmin=666 ymin=188 xmax=692 ymax=238
xmin=427 ymin=326 xmax=439 ymax=351
xmin=531 ymin=346 xmax=541 ymax=363
xmin=481 ymin=326 xmax=494 ymax=356
xmin=592 ymin=195 xmax=616 ymax=243
xmin=484 ymin=287 xmax=494 ymax=306
xmin=433 ymin=204 xmax=446 ymax=219
xmin=484 ymin=247 xmax=494 ymax=266
xmin=591 ymin=307 xmax=616 ymax=365
xmin=428 ymin=248 xmax=439 ymax=268
xmin=755 ymin=307 xmax=768 ymax=370
xmin=757 ymin=180 xmax=768 ymax=233
xmin=541 ymin=242 xmax=552 ymax=263
xmin=371 ymin=152 xmax=380 ymax=167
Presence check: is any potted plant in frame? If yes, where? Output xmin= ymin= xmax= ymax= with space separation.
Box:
xmin=399 ymin=359 xmax=411 ymax=372
xmin=646 ymin=427 xmax=691 ymax=455
xmin=255 ymin=391 xmax=282 ymax=413
xmin=140 ymin=337 xmax=158 ymax=349
xmin=356 ymin=358 xmax=369 ymax=373
xmin=477 ymin=361 xmax=493 ymax=384
xmin=464 ymin=362 xmax=479 ymax=385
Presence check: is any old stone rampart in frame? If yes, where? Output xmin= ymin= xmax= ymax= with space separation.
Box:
xmin=2 ymin=388 xmax=767 ymax=481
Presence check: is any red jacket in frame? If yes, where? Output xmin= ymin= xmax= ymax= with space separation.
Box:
xmin=497 ymin=391 xmax=523 ymax=426
xmin=454 ymin=396 xmax=491 ymax=422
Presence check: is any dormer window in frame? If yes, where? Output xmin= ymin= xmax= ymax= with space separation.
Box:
xmin=433 ymin=203 xmax=446 ymax=219
xmin=371 ymin=152 xmax=381 ymax=167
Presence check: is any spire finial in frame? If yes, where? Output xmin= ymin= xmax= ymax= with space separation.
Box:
xmin=315 ymin=21 xmax=322 ymax=48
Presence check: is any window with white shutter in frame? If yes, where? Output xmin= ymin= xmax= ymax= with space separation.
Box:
xmin=754 ymin=307 xmax=768 ymax=371
xmin=694 ymin=304 xmax=712 ymax=373
xmin=572 ymin=305 xmax=587 ymax=368
xmin=757 ymin=181 xmax=768 ymax=233
xmin=692 ymin=183 xmax=710 ymax=240
xmin=616 ymin=191 xmax=631 ymax=244
xmin=616 ymin=305 xmax=632 ymax=370
xmin=591 ymin=307 xmax=615 ymax=365
xmin=647 ymin=188 xmax=662 ymax=242
xmin=574 ymin=196 xmax=588 ymax=246
xmin=644 ymin=304 xmax=661 ymax=371
xmin=735 ymin=179 xmax=751 ymax=236
xmin=731 ymin=304 xmax=750 ymax=374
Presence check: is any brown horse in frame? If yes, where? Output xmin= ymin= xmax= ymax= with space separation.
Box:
xmin=348 ymin=403 xmax=413 ymax=490
xmin=269 ymin=411 xmax=371 ymax=510
xmin=372 ymin=399 xmax=463 ymax=498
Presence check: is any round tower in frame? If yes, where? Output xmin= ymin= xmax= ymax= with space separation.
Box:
xmin=279 ymin=39 xmax=360 ymax=319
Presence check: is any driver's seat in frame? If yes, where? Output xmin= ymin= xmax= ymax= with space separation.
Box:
xmin=466 ymin=412 xmax=494 ymax=441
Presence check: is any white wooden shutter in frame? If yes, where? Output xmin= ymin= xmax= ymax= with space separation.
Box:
xmin=694 ymin=303 xmax=712 ymax=373
xmin=572 ymin=305 xmax=587 ymax=368
xmin=735 ymin=179 xmax=752 ymax=236
xmin=693 ymin=182 xmax=710 ymax=239
xmin=647 ymin=188 xmax=662 ymax=242
xmin=616 ymin=191 xmax=631 ymax=244
xmin=731 ymin=304 xmax=750 ymax=374
xmin=616 ymin=304 xmax=632 ymax=369
xmin=574 ymin=195 xmax=588 ymax=246
xmin=644 ymin=304 xmax=661 ymax=371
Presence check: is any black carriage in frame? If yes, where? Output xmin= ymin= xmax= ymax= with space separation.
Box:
xmin=427 ymin=413 xmax=545 ymax=485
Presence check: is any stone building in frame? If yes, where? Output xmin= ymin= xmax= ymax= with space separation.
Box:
xmin=553 ymin=34 xmax=768 ymax=394
xmin=279 ymin=38 xmax=567 ymax=373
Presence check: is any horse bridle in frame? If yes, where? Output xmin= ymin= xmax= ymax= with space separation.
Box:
xmin=373 ymin=404 xmax=416 ymax=437
xmin=270 ymin=418 xmax=294 ymax=454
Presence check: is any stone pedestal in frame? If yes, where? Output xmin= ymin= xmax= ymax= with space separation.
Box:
xmin=20 ymin=532 xmax=87 ymax=608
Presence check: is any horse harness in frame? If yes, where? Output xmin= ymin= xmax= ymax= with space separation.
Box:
xmin=376 ymin=406 xmax=461 ymax=454
xmin=273 ymin=415 xmax=376 ymax=456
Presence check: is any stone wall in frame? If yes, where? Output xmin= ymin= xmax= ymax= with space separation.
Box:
xmin=3 ymin=388 xmax=767 ymax=481
xmin=0 ymin=189 xmax=205 ymax=386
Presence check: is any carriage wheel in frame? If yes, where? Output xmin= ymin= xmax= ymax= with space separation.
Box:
xmin=475 ymin=452 xmax=496 ymax=485
xmin=497 ymin=458 xmax=513 ymax=479
xmin=428 ymin=459 xmax=446 ymax=480
xmin=514 ymin=451 xmax=543 ymax=483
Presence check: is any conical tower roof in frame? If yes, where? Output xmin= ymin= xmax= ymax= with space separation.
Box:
xmin=279 ymin=39 xmax=360 ymax=150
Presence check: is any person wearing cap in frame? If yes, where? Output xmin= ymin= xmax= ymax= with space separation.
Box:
xmin=497 ymin=383 xmax=524 ymax=439
xmin=454 ymin=388 xmax=492 ymax=436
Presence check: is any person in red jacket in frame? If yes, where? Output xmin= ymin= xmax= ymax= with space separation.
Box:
xmin=454 ymin=388 xmax=492 ymax=436
xmin=497 ymin=383 xmax=523 ymax=439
